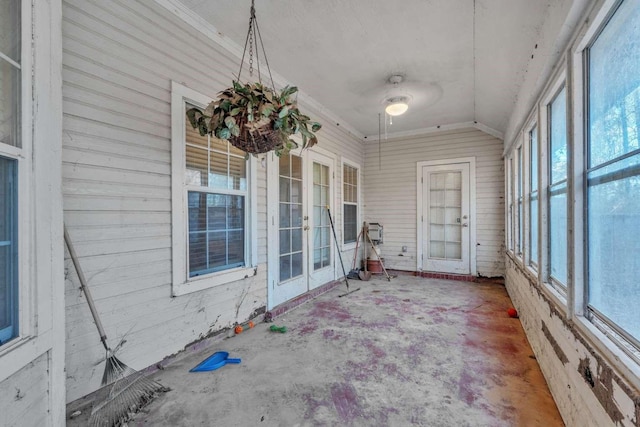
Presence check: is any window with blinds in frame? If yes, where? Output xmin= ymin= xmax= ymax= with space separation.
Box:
xmin=185 ymin=105 xmax=247 ymax=277
xmin=343 ymin=163 xmax=358 ymax=244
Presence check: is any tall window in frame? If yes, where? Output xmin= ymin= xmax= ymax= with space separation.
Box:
xmin=0 ymin=0 xmax=21 ymax=345
xmin=343 ymin=163 xmax=358 ymax=244
xmin=548 ymin=87 xmax=568 ymax=288
xmin=507 ymin=157 xmax=513 ymax=251
xmin=185 ymin=105 xmax=247 ymax=277
xmin=586 ymin=0 xmax=640 ymax=343
xmin=529 ymin=126 xmax=538 ymax=268
xmin=516 ymin=146 xmax=524 ymax=257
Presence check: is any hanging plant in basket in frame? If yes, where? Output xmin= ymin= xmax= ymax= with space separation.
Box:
xmin=186 ymin=81 xmax=321 ymax=156
xmin=186 ymin=0 xmax=321 ymax=156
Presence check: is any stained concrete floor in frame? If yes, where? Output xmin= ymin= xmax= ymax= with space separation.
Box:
xmin=72 ymin=275 xmax=564 ymax=426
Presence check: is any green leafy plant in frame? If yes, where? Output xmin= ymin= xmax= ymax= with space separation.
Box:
xmin=187 ymin=81 xmax=321 ymax=156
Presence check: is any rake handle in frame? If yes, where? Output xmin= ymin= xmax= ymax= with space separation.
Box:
xmin=326 ymin=206 xmax=349 ymax=289
xmin=64 ymin=225 xmax=110 ymax=352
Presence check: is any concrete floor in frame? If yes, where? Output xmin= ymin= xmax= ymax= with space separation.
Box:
xmin=71 ymin=275 xmax=564 ymax=426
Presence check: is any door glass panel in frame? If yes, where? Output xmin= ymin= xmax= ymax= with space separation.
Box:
xmin=429 ymin=171 xmax=462 ymax=260
xmin=279 ymin=154 xmax=303 ymax=282
xmin=313 ymin=162 xmax=331 ymax=270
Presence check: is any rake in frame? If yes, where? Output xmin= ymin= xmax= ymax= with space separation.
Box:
xmin=64 ymin=226 xmax=168 ymax=426
xmin=326 ymin=206 xmax=360 ymax=297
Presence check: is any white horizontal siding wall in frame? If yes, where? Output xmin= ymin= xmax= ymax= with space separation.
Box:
xmin=62 ymin=0 xmax=362 ymax=402
xmin=0 ymin=353 xmax=50 ymax=427
xmin=364 ymin=128 xmax=504 ymax=277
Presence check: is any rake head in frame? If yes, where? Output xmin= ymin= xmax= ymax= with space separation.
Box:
xmin=89 ymin=355 xmax=169 ymax=427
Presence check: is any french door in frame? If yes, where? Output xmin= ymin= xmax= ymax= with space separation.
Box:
xmin=268 ymin=149 xmax=335 ymax=308
xmin=421 ymin=162 xmax=472 ymax=274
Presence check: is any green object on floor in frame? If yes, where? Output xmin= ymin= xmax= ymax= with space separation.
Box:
xmin=269 ymin=325 xmax=287 ymax=333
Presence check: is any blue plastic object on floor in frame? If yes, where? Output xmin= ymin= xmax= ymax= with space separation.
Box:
xmin=190 ymin=351 xmax=241 ymax=372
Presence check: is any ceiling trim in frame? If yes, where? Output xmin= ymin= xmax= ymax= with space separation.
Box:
xmin=364 ymin=121 xmax=504 ymax=142
xmin=154 ymin=0 xmax=365 ymax=140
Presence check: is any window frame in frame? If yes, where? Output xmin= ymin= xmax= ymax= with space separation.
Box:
xmin=506 ymin=156 xmax=514 ymax=253
xmin=0 ymin=0 xmax=33 ymax=354
xmin=569 ymin=0 xmax=640 ymax=372
xmin=515 ymin=144 xmax=524 ymax=259
xmin=170 ymin=82 xmax=258 ymax=296
xmin=341 ymin=158 xmax=360 ymax=250
xmin=541 ymin=75 xmax=569 ymax=296
xmin=581 ymin=0 xmax=640 ymax=358
xmin=526 ymin=121 xmax=539 ymax=270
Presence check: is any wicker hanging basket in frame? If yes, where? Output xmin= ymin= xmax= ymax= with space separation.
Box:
xmin=229 ymin=122 xmax=284 ymax=154
xmin=186 ymin=1 xmax=321 ymax=156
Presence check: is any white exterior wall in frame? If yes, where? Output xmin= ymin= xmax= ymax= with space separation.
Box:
xmin=62 ymin=0 xmax=363 ymax=402
xmin=363 ymin=128 xmax=504 ymax=277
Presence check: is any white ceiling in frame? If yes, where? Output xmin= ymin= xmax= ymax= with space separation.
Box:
xmin=177 ymin=0 xmax=555 ymax=139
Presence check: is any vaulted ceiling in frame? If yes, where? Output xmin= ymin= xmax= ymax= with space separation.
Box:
xmin=176 ymin=0 xmax=557 ymax=139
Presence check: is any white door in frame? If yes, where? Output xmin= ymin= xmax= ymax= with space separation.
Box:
xmin=422 ymin=163 xmax=471 ymax=274
xmin=269 ymin=150 xmax=335 ymax=308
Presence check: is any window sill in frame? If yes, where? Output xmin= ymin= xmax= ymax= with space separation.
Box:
xmin=172 ymin=265 xmax=258 ymax=296
xmin=341 ymin=241 xmax=358 ymax=252
xmin=0 ymin=330 xmax=52 ymax=382
xmin=573 ymin=314 xmax=640 ymax=393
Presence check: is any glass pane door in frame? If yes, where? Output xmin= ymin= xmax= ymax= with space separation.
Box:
xmin=279 ymin=154 xmax=304 ymax=282
xmin=423 ymin=162 xmax=470 ymax=274
xmin=429 ymin=171 xmax=462 ymax=260
xmin=312 ymin=162 xmax=331 ymax=270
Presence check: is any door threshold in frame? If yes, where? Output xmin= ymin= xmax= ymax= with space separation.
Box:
xmin=267 ymin=279 xmax=342 ymax=319
xmin=418 ymin=271 xmax=476 ymax=282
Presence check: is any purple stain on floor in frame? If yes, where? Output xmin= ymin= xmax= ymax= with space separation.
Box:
xmin=330 ymin=382 xmax=365 ymax=423
xmin=302 ymin=392 xmax=326 ymax=421
xmin=322 ymin=329 xmax=342 ymax=341
xmin=382 ymin=363 xmax=410 ymax=382
xmin=361 ymin=339 xmax=386 ymax=359
xmin=341 ymin=360 xmax=378 ymax=382
xmin=406 ymin=342 xmax=426 ymax=366
xmin=297 ymin=319 xmax=319 ymax=336
xmin=309 ymin=300 xmax=353 ymax=321
xmin=350 ymin=314 xmax=401 ymax=331
xmin=458 ymin=370 xmax=478 ymax=405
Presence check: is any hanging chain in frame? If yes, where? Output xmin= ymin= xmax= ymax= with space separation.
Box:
xmin=248 ymin=1 xmax=255 ymax=77
xmin=236 ymin=0 xmax=276 ymax=91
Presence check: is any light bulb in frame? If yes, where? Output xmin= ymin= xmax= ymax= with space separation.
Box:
xmin=385 ymin=99 xmax=409 ymax=116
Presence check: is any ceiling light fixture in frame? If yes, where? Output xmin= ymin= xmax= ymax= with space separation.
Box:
xmin=385 ymin=96 xmax=409 ymax=116
xmin=384 ymin=75 xmax=409 ymax=117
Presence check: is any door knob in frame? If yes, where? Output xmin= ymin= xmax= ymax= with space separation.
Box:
xmin=303 ymin=225 xmax=310 ymax=230
xmin=461 ymin=223 xmax=468 ymax=227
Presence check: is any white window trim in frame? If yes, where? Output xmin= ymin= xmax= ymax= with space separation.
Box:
xmin=170 ymin=82 xmax=257 ymax=297
xmin=0 ymin=0 xmax=35 ymax=365
xmin=340 ymin=157 xmax=361 ymax=250
xmin=540 ymin=71 xmax=569 ymax=299
xmin=524 ymin=115 xmax=539 ymax=273
xmin=505 ymin=156 xmax=513 ymax=253
xmin=514 ymin=140 xmax=524 ymax=260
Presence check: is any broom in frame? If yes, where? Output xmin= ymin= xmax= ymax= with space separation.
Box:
xmin=64 ymin=226 xmax=168 ymax=426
